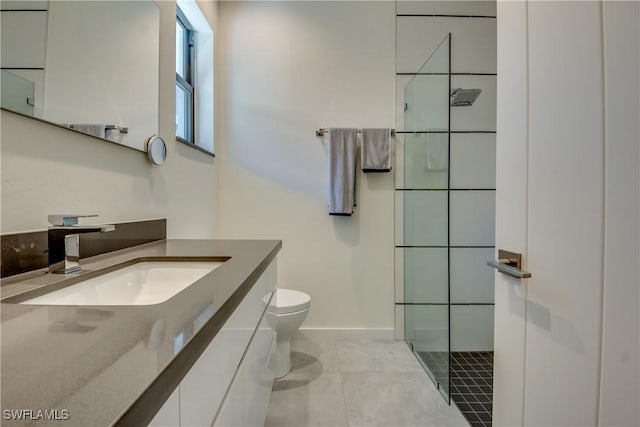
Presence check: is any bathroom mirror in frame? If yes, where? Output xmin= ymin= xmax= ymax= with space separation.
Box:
xmin=0 ymin=0 xmax=159 ymax=152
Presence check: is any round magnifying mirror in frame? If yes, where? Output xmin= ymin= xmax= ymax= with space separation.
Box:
xmin=146 ymin=135 xmax=167 ymax=165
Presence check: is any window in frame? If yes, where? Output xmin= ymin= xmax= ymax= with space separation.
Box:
xmin=176 ymin=8 xmax=195 ymax=144
xmin=175 ymin=0 xmax=214 ymax=155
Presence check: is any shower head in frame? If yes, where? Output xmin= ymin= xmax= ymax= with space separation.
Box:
xmin=450 ymin=88 xmax=482 ymax=107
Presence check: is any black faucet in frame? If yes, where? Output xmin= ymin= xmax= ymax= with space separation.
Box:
xmin=48 ymin=214 xmax=115 ymax=274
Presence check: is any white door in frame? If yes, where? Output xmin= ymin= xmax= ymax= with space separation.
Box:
xmin=493 ymin=1 xmax=639 ymax=426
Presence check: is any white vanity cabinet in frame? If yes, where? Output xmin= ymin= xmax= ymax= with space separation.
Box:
xmin=214 ymin=314 xmax=276 ymax=427
xmin=240 ymin=316 xmax=277 ymax=427
xmin=148 ymin=388 xmax=180 ymax=427
xmin=149 ymin=259 xmax=277 ymax=427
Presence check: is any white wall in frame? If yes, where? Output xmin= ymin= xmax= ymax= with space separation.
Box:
xmin=44 ymin=1 xmax=159 ymax=152
xmin=0 ymin=9 xmax=48 ymax=68
xmin=217 ymin=1 xmax=395 ymax=331
xmin=0 ymin=6 xmax=48 ymax=118
xmin=1 ymin=0 xmax=220 ymax=239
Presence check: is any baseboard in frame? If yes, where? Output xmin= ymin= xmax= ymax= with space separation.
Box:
xmin=293 ymin=328 xmax=396 ymax=341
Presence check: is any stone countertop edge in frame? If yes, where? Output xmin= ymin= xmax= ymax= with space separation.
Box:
xmin=113 ymin=240 xmax=281 ymax=427
xmin=0 ymin=239 xmax=282 ymax=427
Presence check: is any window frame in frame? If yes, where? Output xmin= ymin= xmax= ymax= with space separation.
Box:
xmin=176 ymin=7 xmax=195 ymax=145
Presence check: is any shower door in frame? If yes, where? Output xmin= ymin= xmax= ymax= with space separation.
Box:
xmin=398 ymin=34 xmax=452 ymax=401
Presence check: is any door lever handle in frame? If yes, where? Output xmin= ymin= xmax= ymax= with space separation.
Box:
xmin=487 ymin=249 xmax=531 ymax=279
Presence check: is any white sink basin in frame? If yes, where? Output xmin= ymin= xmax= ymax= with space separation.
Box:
xmin=21 ymin=261 xmax=224 ymax=306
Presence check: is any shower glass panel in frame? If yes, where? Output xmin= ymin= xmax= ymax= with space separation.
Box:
xmin=402 ymin=33 xmax=451 ymax=402
xmin=403 ymin=34 xmax=449 ymax=133
xmin=1 ymin=70 xmax=35 ymax=116
xmin=402 ymin=133 xmax=449 ymax=189
xmin=403 ymin=191 xmax=448 ymax=246
xmin=405 ymin=305 xmax=450 ymax=398
xmin=403 ymin=248 xmax=448 ymax=304
xmin=397 ymin=16 xmax=496 ymax=424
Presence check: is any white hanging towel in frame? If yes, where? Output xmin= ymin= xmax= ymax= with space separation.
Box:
xmin=328 ymin=128 xmax=358 ymax=216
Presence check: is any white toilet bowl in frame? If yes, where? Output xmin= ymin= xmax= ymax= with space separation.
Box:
xmin=271 ymin=289 xmax=311 ymax=378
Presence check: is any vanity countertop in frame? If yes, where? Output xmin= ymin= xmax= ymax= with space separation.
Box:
xmin=0 ymin=239 xmax=281 ymax=426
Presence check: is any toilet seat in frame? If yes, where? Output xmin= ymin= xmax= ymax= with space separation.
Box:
xmin=276 ymin=289 xmax=311 ymax=314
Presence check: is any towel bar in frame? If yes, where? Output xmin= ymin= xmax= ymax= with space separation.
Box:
xmin=315 ymin=128 xmax=396 ymax=137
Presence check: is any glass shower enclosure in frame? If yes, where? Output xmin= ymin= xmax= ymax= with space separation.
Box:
xmin=1 ymin=70 xmax=35 ymax=116
xmin=398 ymin=34 xmax=452 ymax=401
xmin=397 ymin=31 xmax=497 ymax=421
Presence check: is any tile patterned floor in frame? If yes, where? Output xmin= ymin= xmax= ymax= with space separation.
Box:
xmin=417 ymin=351 xmax=494 ymax=427
xmin=266 ymin=339 xmax=469 ymax=427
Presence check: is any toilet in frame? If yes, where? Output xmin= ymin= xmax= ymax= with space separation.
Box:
xmin=271 ymin=288 xmax=311 ymax=378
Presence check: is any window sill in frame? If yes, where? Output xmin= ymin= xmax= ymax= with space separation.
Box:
xmin=175 ymin=137 xmax=215 ymax=158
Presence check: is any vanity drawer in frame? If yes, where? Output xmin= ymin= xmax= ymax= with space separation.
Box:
xmin=179 ymin=259 xmax=277 ymax=427
xmin=213 ymin=309 xmax=276 ymax=427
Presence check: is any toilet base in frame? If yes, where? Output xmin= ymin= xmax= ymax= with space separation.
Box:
xmin=275 ymin=336 xmax=291 ymax=379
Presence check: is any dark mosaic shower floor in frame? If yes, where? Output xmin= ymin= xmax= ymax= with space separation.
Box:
xmin=418 ymin=351 xmax=494 ymax=427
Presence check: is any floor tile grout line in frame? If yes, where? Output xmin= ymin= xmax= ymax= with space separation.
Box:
xmin=335 ymin=338 xmax=352 ymax=427
xmin=419 ymin=351 xmax=494 ymax=427
xmin=338 ymin=371 xmax=352 ymax=427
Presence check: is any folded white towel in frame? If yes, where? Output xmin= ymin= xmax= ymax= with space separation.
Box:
xmin=328 ymin=128 xmax=358 ymax=216
xmin=105 ymin=128 xmax=123 ymax=143
xmin=361 ymin=128 xmax=391 ymax=173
